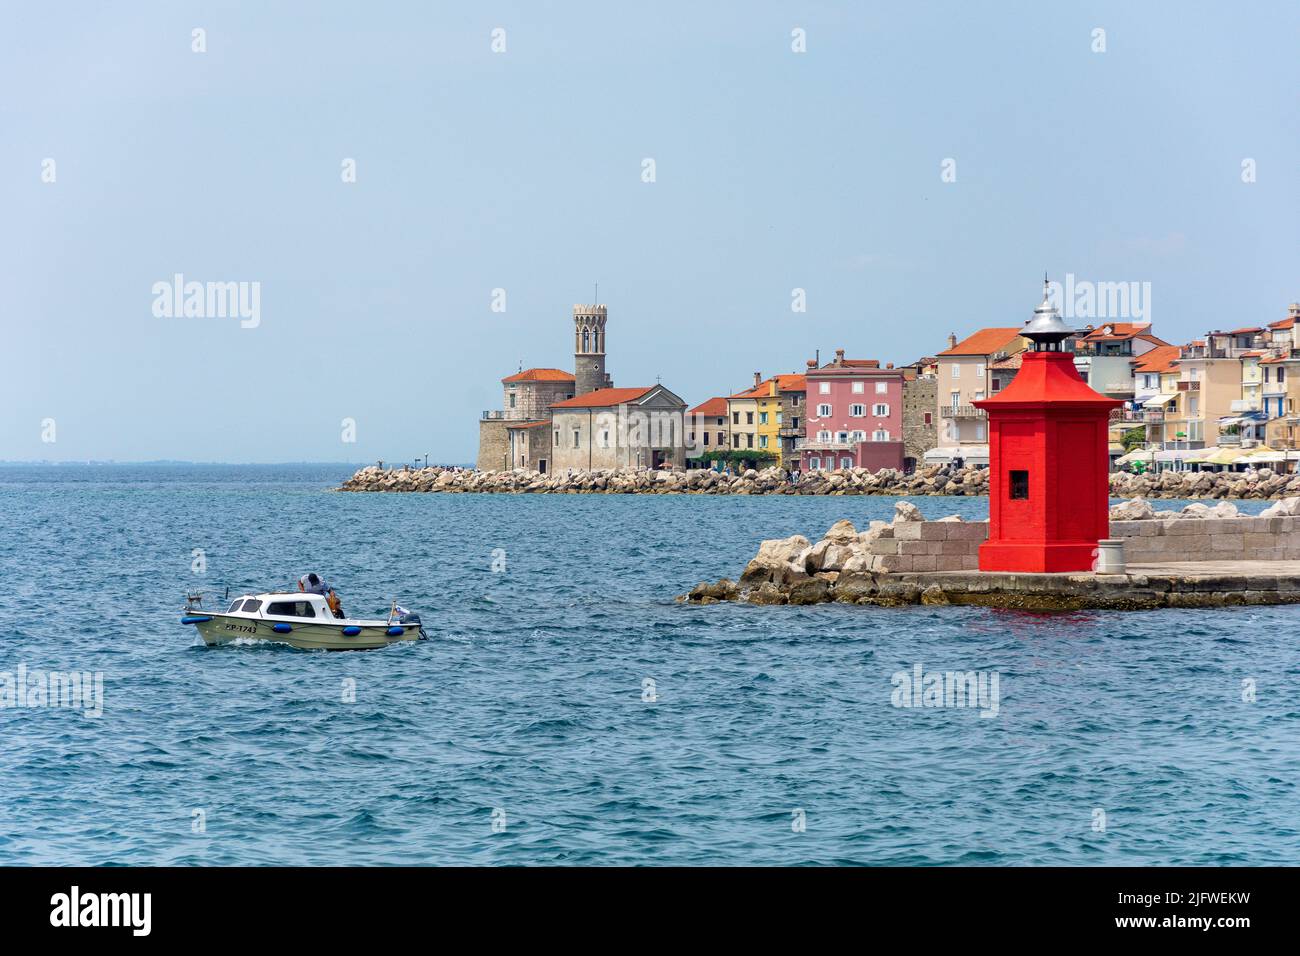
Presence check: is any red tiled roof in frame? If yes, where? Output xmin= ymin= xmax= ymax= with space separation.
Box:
xmin=774 ymin=374 xmax=806 ymax=391
xmin=502 ymin=368 xmax=575 ymax=384
xmin=1259 ymin=355 xmax=1287 ymax=364
xmin=505 ymin=420 xmax=550 ymax=429
xmin=938 ymin=328 xmax=1024 ymax=356
xmin=729 ymin=379 xmax=773 ymax=399
xmin=1227 ymin=327 xmax=1263 ymax=335
xmin=1269 ymin=317 xmax=1296 ymax=330
xmin=1132 ymin=344 xmax=1181 ymax=374
xmin=833 ymin=359 xmax=880 ymax=368
xmin=551 ymin=386 xmax=654 ymax=408
xmin=689 ymin=397 xmax=729 ymax=416
xmin=1080 ymin=322 xmax=1159 ymax=342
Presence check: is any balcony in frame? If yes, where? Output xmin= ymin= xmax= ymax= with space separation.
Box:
xmin=1101 ymin=382 xmax=1136 ymax=394
xmin=482 ymin=410 xmax=506 ymax=420
xmin=940 ymin=405 xmax=986 ymax=419
xmin=1110 ymin=408 xmax=1165 ymax=424
xmin=1176 ymin=381 xmax=1200 ymax=391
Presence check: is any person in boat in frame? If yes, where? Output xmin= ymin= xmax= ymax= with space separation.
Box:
xmin=298 ymin=573 xmax=345 ymax=619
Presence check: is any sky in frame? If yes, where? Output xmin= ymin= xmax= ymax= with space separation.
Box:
xmin=2 ymin=1 xmax=1296 ymax=463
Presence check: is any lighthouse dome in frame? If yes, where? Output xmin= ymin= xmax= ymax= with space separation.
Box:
xmin=1023 ymin=278 xmax=1073 ymax=349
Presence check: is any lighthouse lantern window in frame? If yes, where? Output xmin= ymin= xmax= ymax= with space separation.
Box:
xmin=1010 ymin=470 xmax=1029 ymax=500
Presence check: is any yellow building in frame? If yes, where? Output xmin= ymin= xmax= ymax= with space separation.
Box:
xmin=727 ymin=374 xmax=784 ymax=465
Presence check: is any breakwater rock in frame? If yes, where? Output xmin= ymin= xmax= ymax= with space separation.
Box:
xmin=338 ymin=463 xmax=1300 ymax=499
xmin=1110 ymin=466 xmax=1300 ymax=500
xmin=337 ymin=463 xmax=990 ymax=495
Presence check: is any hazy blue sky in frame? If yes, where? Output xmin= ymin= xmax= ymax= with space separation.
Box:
xmin=3 ymin=1 xmax=1296 ymax=463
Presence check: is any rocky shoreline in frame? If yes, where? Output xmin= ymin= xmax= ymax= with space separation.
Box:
xmin=338 ymin=462 xmax=1300 ymax=499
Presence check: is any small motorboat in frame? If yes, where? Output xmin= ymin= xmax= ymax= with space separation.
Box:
xmin=181 ymin=591 xmax=427 ymax=651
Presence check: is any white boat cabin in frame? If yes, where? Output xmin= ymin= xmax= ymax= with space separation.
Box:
xmin=224 ymin=592 xmax=334 ymax=620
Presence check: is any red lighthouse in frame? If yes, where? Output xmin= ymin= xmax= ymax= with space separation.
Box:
xmin=973 ymin=281 xmax=1120 ymax=573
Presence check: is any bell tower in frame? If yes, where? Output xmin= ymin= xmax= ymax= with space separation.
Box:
xmin=573 ymin=303 xmax=612 ymax=395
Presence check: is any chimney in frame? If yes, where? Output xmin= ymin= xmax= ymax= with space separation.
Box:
xmin=834 ymin=348 xmax=845 ymax=364
xmin=947 ymin=333 xmax=957 ymax=350
xmin=753 ymin=371 xmax=762 ymax=388
xmin=886 ymin=362 xmax=894 ymax=369
xmin=806 ymin=359 xmax=817 ymax=369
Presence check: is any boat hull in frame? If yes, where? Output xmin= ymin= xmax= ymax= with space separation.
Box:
xmin=191 ymin=614 xmax=421 ymax=651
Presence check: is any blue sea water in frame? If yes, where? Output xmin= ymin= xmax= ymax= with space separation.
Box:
xmin=0 ymin=464 xmax=1296 ymax=866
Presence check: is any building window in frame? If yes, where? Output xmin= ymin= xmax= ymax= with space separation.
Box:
xmin=1280 ymin=368 xmax=1287 ymax=383
xmin=732 ymin=435 xmax=740 ymax=448
xmin=792 ymin=417 xmax=800 ymax=429
xmin=974 ymin=364 xmax=985 ymax=378
xmin=746 ymin=412 xmax=754 ymax=424
xmin=840 ymin=457 xmax=853 ymax=469
xmin=837 ymin=431 xmax=849 ymax=443
xmin=759 ymin=435 xmax=768 ymax=449
xmin=717 ymin=432 xmax=725 ymax=445
xmin=817 ymin=403 xmax=832 ymax=417
xmin=508 ymin=392 xmax=516 ymax=408
xmin=872 ymin=429 xmax=889 ymax=441
xmin=876 ymin=382 xmax=888 ymax=394
xmin=600 ymin=430 xmax=610 ymax=448
xmin=732 ymin=411 xmax=740 ymax=424
xmin=808 ymin=457 xmax=821 ymax=471
xmin=873 ymin=403 xmax=889 ymax=416
xmin=850 ymin=404 xmax=865 ymax=417
xmin=1010 ymin=470 xmax=1029 ymax=500
xmin=952 ymin=365 xmax=960 ymax=378
xmin=923 ymin=412 xmax=932 ymax=425
xmin=819 ymin=382 xmax=831 ymax=394
xmin=852 ymin=381 xmax=865 ymax=394
xmin=850 ymin=430 xmax=865 ymax=442
xmin=746 ymin=434 xmax=754 ymax=448
xmin=759 ymin=412 xmax=768 ymax=425
xmin=792 ymin=395 xmax=801 ymax=406
xmin=817 ymin=430 xmax=831 ymax=442
xmin=554 ymin=430 xmax=560 ymax=444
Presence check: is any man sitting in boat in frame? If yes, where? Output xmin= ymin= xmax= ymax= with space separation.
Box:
xmin=298 ymin=572 xmax=345 ymax=619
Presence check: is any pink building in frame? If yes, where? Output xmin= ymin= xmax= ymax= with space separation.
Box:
xmin=800 ymin=350 xmax=906 ymax=472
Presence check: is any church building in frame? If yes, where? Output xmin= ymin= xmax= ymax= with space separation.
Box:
xmin=476 ymin=303 xmax=686 ymax=472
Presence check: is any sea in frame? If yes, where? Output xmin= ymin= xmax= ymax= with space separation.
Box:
xmin=0 ymin=464 xmax=1296 ymax=865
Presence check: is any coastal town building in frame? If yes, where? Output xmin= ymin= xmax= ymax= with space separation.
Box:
xmin=550 ymin=385 xmax=687 ymax=471
xmin=1071 ymin=323 xmax=1169 ymax=403
xmin=775 ymin=374 xmax=806 ymax=469
xmin=726 ymin=374 xmax=771 ymax=465
xmin=477 ymin=368 xmax=575 ymax=471
xmin=800 ymin=350 xmax=905 ymax=472
xmin=900 ymin=358 xmax=937 ymax=471
xmin=931 ymin=327 xmax=1030 ymax=466
xmin=686 ymin=397 xmax=729 ymax=467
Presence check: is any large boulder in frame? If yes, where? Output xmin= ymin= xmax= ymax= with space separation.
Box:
xmin=894 ymin=500 xmax=924 ymax=522
xmin=1110 ymin=497 xmax=1154 ymax=521
xmin=741 ymin=534 xmax=812 ymax=584
xmin=1261 ymin=496 xmax=1300 ymax=518
xmin=823 ymin=519 xmax=858 ymax=545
